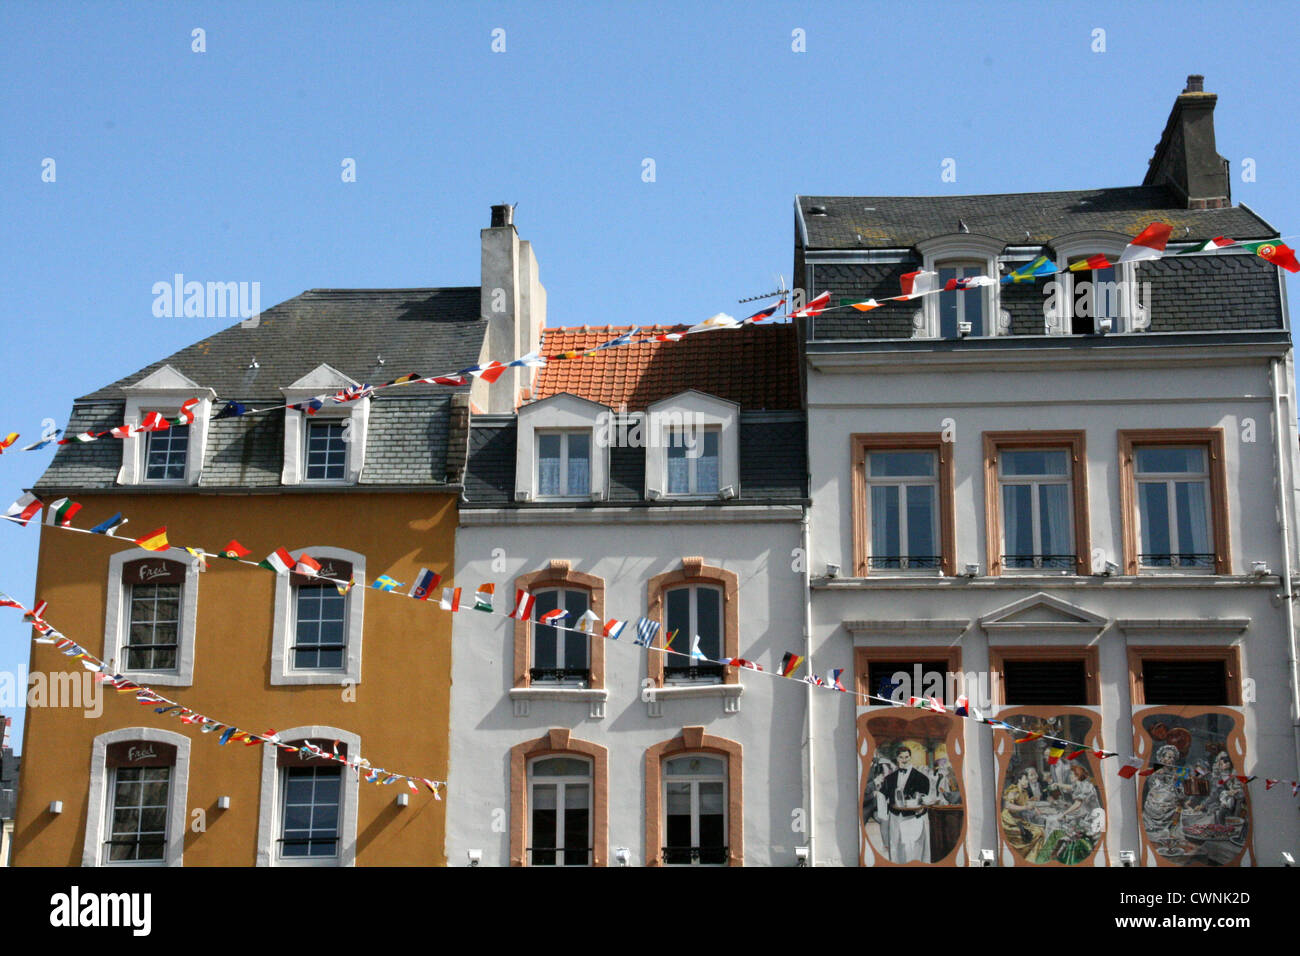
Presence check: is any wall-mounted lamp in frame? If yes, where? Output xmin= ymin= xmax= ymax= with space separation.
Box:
xmin=794 ymin=846 xmax=810 ymax=867
xmin=217 ymin=795 xmax=231 ymax=810
xmin=1252 ymin=561 xmax=1272 ymax=577
xmin=467 ymin=849 xmax=482 ymax=867
xmin=396 ymin=793 xmax=409 ymax=808
xmin=615 ymin=847 xmax=630 ymax=866
xmin=1119 ymin=850 xmax=1137 ymax=867
xmin=824 ymin=563 xmax=840 ymax=579
xmin=48 ymin=800 xmax=63 ymax=815
xmin=717 ymin=485 xmax=736 ymax=500
xmin=964 ymin=563 xmax=980 ymax=578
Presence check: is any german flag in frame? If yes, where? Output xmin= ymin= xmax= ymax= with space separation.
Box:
xmin=779 ymin=652 xmax=804 ymax=677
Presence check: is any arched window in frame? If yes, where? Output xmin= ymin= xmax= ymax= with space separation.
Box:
xmin=527 ymin=756 xmax=592 ymax=866
xmin=663 ymin=754 xmax=728 ymax=865
xmin=663 ymin=584 xmax=723 ymax=683
xmin=256 ymin=725 xmax=360 ymax=867
xmin=270 ymin=548 xmax=365 ymax=685
xmin=531 ymin=587 xmax=591 ymax=684
xmin=83 ymin=727 xmax=190 ymax=867
xmin=105 ymin=550 xmax=200 ymax=685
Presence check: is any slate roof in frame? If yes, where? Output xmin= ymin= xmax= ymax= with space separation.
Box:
xmin=38 ymin=288 xmax=486 ymax=491
xmin=535 ymin=324 xmax=800 ymax=411
xmin=798 ymin=186 xmax=1275 ymax=250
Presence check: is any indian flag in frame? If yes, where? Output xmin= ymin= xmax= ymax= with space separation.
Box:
xmin=473 ymin=583 xmax=495 ymax=612
xmin=134 ymin=527 xmax=170 ymax=552
xmin=45 ymin=498 xmax=82 ymax=528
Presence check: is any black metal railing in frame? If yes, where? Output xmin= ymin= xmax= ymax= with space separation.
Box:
xmin=1002 ymin=554 xmax=1077 ymax=570
xmin=526 ymin=846 xmax=591 ymax=866
xmin=869 ymin=556 xmax=941 ymax=570
xmin=529 ymin=667 xmax=591 ymax=684
xmin=1139 ymin=553 xmax=1215 ymax=568
xmin=661 ymin=845 xmax=728 ymax=865
xmin=663 ymin=664 xmax=724 ymax=682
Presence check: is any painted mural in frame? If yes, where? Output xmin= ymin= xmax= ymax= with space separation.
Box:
xmin=994 ymin=709 xmax=1106 ymax=866
xmin=859 ymin=712 xmax=965 ymax=866
xmin=1133 ymin=708 xmax=1251 ymax=867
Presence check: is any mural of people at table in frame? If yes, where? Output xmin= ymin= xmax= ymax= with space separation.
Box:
xmin=860 ymin=713 xmax=964 ymax=865
xmin=999 ymin=713 xmax=1105 ymax=865
xmin=1136 ymin=712 xmax=1250 ymax=866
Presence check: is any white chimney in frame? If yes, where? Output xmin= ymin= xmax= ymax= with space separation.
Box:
xmin=476 ymin=204 xmax=546 ymax=413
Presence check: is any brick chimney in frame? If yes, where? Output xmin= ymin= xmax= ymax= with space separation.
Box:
xmin=475 ymin=204 xmax=547 ymax=414
xmin=1142 ymin=74 xmax=1231 ymax=209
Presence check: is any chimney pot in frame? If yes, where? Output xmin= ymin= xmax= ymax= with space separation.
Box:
xmin=490 ymin=203 xmax=514 ymax=228
xmin=1185 ymin=74 xmax=1204 ymax=93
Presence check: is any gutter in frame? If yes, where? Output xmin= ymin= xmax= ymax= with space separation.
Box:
xmin=1270 ymin=358 xmax=1300 ymax=790
xmin=801 ymin=506 xmax=816 ymax=866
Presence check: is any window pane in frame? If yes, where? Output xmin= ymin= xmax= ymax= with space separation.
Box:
xmin=1002 ymin=484 xmax=1034 ymax=559
xmin=695 ymin=587 xmax=722 ymax=660
xmin=562 ymin=590 xmax=590 ymax=671
xmin=666 ymin=755 xmax=725 ymax=776
xmin=965 ymin=269 xmax=985 ymax=337
xmin=1001 ymin=450 xmax=1068 ymax=476
xmin=871 ymin=485 xmax=900 ymax=561
xmin=1175 ymin=480 xmax=1211 ymax=557
xmin=869 ymin=451 xmax=935 ymax=477
xmin=567 ymin=433 xmax=590 ymax=496
xmin=665 ymin=588 xmax=691 ymax=638
xmin=532 ymin=757 xmax=589 ymax=777
xmin=697 ymin=430 xmax=720 ymax=493
xmin=667 ymin=443 xmax=689 ymax=494
xmin=1038 ymin=483 xmax=1073 ymax=558
xmin=532 ymin=590 xmax=559 ymax=669
xmin=1136 ymin=447 xmax=1205 ymax=474
xmin=905 ymin=484 xmax=937 ymax=560
xmin=1138 ymin=481 xmax=1171 ymax=560
xmin=538 ymin=433 xmax=561 ymax=496
xmin=939 ymin=268 xmax=958 ymax=338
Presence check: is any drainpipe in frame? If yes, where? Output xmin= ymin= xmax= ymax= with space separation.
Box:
xmin=801 ymin=507 xmax=816 ymax=865
xmin=1270 ymin=358 xmax=1300 ymax=783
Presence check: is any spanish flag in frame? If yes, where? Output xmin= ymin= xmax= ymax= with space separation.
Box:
xmin=1068 ymin=254 xmax=1112 ymax=272
xmin=1015 ymin=730 xmax=1045 ymax=744
xmin=134 ymin=527 xmax=170 ymax=552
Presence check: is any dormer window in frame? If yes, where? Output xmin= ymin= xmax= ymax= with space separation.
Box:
xmin=280 ymin=364 xmax=369 ymax=486
xmin=666 ymin=427 xmax=720 ymax=496
xmin=305 ymin=421 xmax=347 ymax=482
xmin=937 ymin=261 xmax=987 ymax=337
xmin=1052 ymin=233 xmax=1145 ymax=335
xmin=537 ymin=430 xmax=591 ymax=498
xmin=644 ymin=392 xmax=738 ymax=501
xmin=117 ymin=365 xmax=214 ymax=486
xmin=1068 ymin=258 xmax=1121 ymax=334
xmin=144 ymin=424 xmax=190 ymax=481
xmin=916 ymin=234 xmax=1004 ymax=339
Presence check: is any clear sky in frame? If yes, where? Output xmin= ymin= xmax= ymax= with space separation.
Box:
xmin=0 ymin=1 xmax=1296 ymax=750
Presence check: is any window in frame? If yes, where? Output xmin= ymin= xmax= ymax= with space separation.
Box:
xmin=666 ymin=427 xmax=720 ymax=496
xmin=527 ymin=756 xmax=592 ymax=866
xmin=270 ymin=549 xmax=365 ymax=686
xmin=257 ymin=728 xmax=359 ymax=867
xmin=938 ymin=261 xmax=987 ymax=337
xmin=984 ymin=432 xmax=1089 ymax=576
xmin=531 ymin=588 xmax=591 ymax=684
xmin=106 ymin=553 xmax=198 ymax=685
xmin=84 ymin=729 xmax=189 ymax=867
xmin=663 ymin=755 xmax=727 ymax=865
xmin=144 ymin=424 xmax=189 ymax=481
xmin=1118 ymin=430 xmax=1229 ymax=575
xmin=868 ymin=660 xmax=951 ymax=705
xmin=305 ymin=421 xmax=347 ymax=481
xmin=990 ymin=648 xmax=1099 ymax=706
xmin=852 ymin=434 xmax=955 ymax=577
xmin=866 ymin=451 xmax=939 ymax=570
xmin=1128 ymin=647 xmax=1241 ymax=706
xmin=1068 ymin=259 xmax=1121 ymax=335
xmin=537 ymin=430 xmax=591 ymax=498
xmin=664 ymin=584 xmax=723 ymax=682
xmin=280 ymin=765 xmax=342 ymax=859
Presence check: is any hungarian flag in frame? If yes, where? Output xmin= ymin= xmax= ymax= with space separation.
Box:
xmin=1118 ymin=222 xmax=1173 ymax=263
xmin=295 ymin=554 xmax=323 ymax=577
xmin=220 ymin=539 xmax=250 ymax=560
xmin=779 ymin=652 xmax=804 ymax=677
xmin=258 ymin=548 xmax=296 ymax=574
xmin=603 ymin=618 xmax=627 ymax=640
xmin=897 ymin=270 xmax=939 ymax=299
xmin=742 ymin=299 xmax=785 ymax=324
xmin=848 ymin=299 xmax=880 ymax=312
xmin=1002 ymin=256 xmax=1057 ymax=284
xmin=789 ymin=291 xmax=831 ymax=318
xmin=1176 ymin=236 xmax=1235 ymax=255
xmin=440 ymin=587 xmax=462 ymax=611
xmin=44 ymin=498 xmax=81 ymax=528
xmin=134 ymin=527 xmax=170 ymax=552
xmin=1117 ymin=757 xmax=1144 ymax=779
xmin=1068 ymin=254 xmax=1113 ymax=272
xmin=371 ymin=574 xmax=402 ymax=591
xmin=473 ymin=583 xmax=495 ymax=611
xmin=5 ymin=493 xmax=42 ymax=526
xmin=409 ymin=569 xmax=441 ymax=601
xmin=508 ymin=589 xmax=536 ymax=620
xmin=539 ymin=608 xmax=568 ymax=625
xmin=1239 ymin=240 xmax=1300 ymax=273
xmin=171 ymin=398 xmax=201 ymax=426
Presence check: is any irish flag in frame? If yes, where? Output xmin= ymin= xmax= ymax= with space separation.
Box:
xmin=1176 ymin=236 xmax=1235 ymax=255
xmin=440 ymin=587 xmax=462 ymax=611
xmin=1118 ymin=222 xmax=1173 ymax=263
xmin=473 ymin=583 xmax=495 ymax=612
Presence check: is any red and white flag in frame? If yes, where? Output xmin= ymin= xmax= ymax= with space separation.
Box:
xmin=789 ymin=291 xmax=831 ymax=318
xmin=508 ymin=589 xmax=536 ymax=620
xmin=898 ymin=270 xmax=940 ymax=299
xmin=5 ymin=493 xmax=42 ymax=526
xmin=1117 ymin=757 xmax=1144 ymax=779
xmin=1118 ymin=222 xmax=1174 ymax=263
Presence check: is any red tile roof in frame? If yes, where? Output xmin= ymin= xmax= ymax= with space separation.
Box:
xmin=533 ymin=323 xmax=800 ymax=411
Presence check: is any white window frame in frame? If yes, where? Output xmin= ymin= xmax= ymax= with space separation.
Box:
xmin=83 ymin=727 xmax=190 ymax=867
xmin=118 ymin=365 xmax=215 ymax=486
xmin=530 ymin=587 xmax=591 ymax=685
xmin=535 ymin=429 xmax=593 ymax=499
xmin=644 ymin=390 xmax=739 ymax=500
xmin=662 ymin=754 xmax=728 ymax=866
xmin=515 ymin=393 xmax=609 ymax=502
xmin=1051 ymin=232 xmax=1146 ymax=335
xmin=256 ymin=725 xmax=360 ymax=867
xmin=997 ymin=448 xmax=1075 ymax=571
xmin=105 ymin=548 xmax=200 ymax=686
xmin=527 ymin=755 xmax=593 ymax=867
xmin=916 ymin=234 xmax=1004 ymax=339
xmin=303 ymin=419 xmax=350 ymax=483
xmin=664 ymin=425 xmax=721 ymax=497
xmin=663 ymin=584 xmax=724 ymax=684
xmin=1134 ymin=445 xmax=1215 ymax=573
xmin=865 ymin=450 xmax=941 ymax=572
xmin=270 ymin=547 xmax=365 ymax=686
xmin=281 ymin=364 xmax=369 ymax=485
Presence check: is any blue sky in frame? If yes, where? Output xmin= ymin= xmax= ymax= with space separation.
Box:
xmin=1 ymin=1 xmax=1296 ymax=750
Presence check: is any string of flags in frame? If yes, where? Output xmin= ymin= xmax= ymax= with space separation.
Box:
xmin=6 ymin=494 xmax=1297 ymax=800
xmin=0 ymin=590 xmax=445 ymax=799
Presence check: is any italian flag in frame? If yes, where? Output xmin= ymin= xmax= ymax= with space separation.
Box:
xmin=1176 ymin=236 xmax=1235 ymax=255
xmin=473 ymin=583 xmax=495 ymax=612
xmin=258 ymin=547 xmax=296 ymax=574
xmin=1239 ymin=240 xmax=1300 ymax=273
xmin=171 ymin=397 xmax=201 ymax=426
xmin=45 ymin=498 xmax=82 ymax=528
xmin=1118 ymin=222 xmax=1174 ymax=263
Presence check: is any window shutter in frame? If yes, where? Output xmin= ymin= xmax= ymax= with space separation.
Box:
xmin=1002 ymin=660 xmax=1088 ymax=705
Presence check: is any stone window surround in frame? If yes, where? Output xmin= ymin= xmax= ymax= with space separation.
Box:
xmin=104 ymin=547 xmax=201 ymax=686
xmin=982 ymin=430 xmax=1092 ymax=577
xmin=255 ymin=725 xmax=361 ymax=867
xmin=117 ymin=386 xmax=216 ymax=486
xmin=916 ymin=233 xmax=1005 ymax=338
xmin=1127 ymin=644 xmax=1242 ymax=706
xmin=83 ymin=726 xmax=190 ymax=867
xmin=643 ymin=726 xmax=743 ymax=867
xmin=509 ymin=728 xmax=608 ymax=867
xmin=512 ymin=561 xmax=606 ymax=690
xmin=270 ymin=546 xmax=366 ymax=686
xmin=280 ymin=368 xmax=370 ymax=486
xmin=1117 ymin=428 xmax=1231 ymax=575
xmin=987 ymin=645 xmax=1101 ymax=708
xmin=850 ymin=433 xmax=957 ymax=578
xmin=646 ymin=558 xmax=739 ymax=688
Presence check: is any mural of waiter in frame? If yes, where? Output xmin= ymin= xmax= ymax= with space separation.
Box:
xmin=879 ymin=743 xmax=934 ymax=863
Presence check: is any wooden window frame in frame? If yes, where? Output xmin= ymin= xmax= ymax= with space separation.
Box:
xmin=644 ymin=726 xmax=742 ymax=867
xmin=509 ymin=729 xmax=608 ymax=867
xmin=1126 ymin=645 xmax=1241 ymax=707
xmin=983 ymin=431 xmax=1090 ymax=576
xmin=646 ymin=559 xmax=738 ymax=687
xmin=851 ymin=434 xmax=956 ymax=578
xmin=1117 ymin=429 xmax=1230 ymax=575
xmin=513 ymin=562 xmax=605 ymax=689
xmin=988 ymin=646 xmax=1100 ymax=707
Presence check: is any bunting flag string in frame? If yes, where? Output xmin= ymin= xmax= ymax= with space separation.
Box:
xmin=6 ymin=496 xmax=1298 ymax=799
xmin=0 ymin=591 xmax=445 ymax=799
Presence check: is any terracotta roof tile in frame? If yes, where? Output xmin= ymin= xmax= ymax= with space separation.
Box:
xmin=534 ymin=324 xmax=799 ymax=411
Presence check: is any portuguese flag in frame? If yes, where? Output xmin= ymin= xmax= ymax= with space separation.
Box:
xmin=1239 ymin=240 xmax=1300 ymax=273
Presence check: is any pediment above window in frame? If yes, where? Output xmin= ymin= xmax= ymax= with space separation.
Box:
xmin=515 ymin=392 xmax=612 ymax=502
xmin=979 ymin=592 xmax=1109 ymax=633
xmin=117 ymin=366 xmax=215 ymax=486
xmin=644 ymin=391 xmax=740 ymax=500
xmin=279 ymin=365 xmax=369 ymax=485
